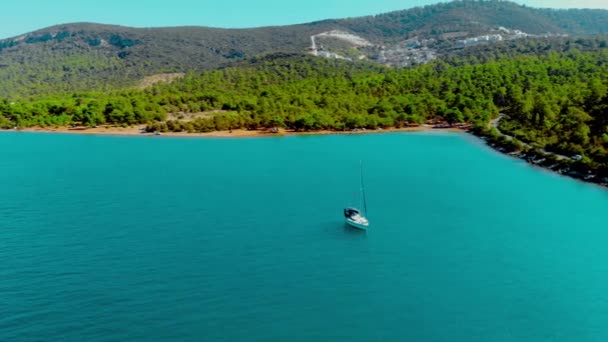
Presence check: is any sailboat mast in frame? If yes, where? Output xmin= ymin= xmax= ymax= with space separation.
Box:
xmin=360 ymin=161 xmax=368 ymax=216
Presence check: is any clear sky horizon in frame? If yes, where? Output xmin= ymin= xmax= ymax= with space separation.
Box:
xmin=2 ymin=0 xmax=608 ymax=39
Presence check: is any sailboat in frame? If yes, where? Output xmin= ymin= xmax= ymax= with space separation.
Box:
xmin=344 ymin=161 xmax=370 ymax=230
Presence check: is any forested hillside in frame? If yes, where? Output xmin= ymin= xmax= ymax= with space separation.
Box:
xmin=3 ymin=50 xmax=608 ymax=175
xmin=1 ymin=0 xmax=608 ymax=97
xmin=2 ymin=0 xmax=608 ymax=179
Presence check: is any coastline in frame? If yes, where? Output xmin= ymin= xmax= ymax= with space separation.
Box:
xmin=4 ymin=122 xmax=607 ymax=189
xmin=2 ymin=124 xmax=466 ymax=138
xmin=470 ymin=129 xmax=608 ymax=189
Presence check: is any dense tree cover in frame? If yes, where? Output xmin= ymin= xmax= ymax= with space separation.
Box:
xmin=0 ymin=24 xmax=316 ymax=97
xmin=0 ymin=92 xmax=166 ymax=128
xmin=3 ymin=50 xmax=608 ymax=172
xmin=0 ymin=51 xmax=588 ymax=132
xmin=0 ymin=49 xmax=138 ymax=97
xmin=493 ymin=51 xmax=608 ymax=171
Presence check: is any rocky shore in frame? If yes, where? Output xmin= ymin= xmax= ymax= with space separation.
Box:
xmin=470 ymin=127 xmax=608 ymax=188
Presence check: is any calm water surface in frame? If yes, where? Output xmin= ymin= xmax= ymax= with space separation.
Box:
xmin=1 ymin=131 xmax=608 ymax=341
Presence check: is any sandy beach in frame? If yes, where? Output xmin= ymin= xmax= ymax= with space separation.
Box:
xmin=5 ymin=124 xmax=467 ymax=138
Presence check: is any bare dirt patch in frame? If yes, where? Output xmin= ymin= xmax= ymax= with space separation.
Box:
xmin=137 ymin=73 xmax=185 ymax=89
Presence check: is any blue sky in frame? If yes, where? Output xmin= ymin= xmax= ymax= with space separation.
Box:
xmin=2 ymin=0 xmax=608 ymax=39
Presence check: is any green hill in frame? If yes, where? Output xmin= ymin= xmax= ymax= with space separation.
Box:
xmin=1 ymin=0 xmax=608 ymax=97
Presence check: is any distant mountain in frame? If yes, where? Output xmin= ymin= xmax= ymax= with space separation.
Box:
xmin=2 ymin=0 xmax=608 ymax=97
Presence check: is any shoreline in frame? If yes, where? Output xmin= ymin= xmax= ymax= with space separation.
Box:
xmin=2 ymin=124 xmax=467 ymax=138
xmin=470 ymin=130 xmax=608 ymax=189
xmin=4 ymin=123 xmax=607 ymax=189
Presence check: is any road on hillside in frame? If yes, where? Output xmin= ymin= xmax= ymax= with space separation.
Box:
xmin=489 ymin=114 xmax=570 ymax=161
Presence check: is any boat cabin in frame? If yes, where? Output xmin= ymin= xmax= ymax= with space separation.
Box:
xmin=344 ymin=208 xmax=360 ymax=218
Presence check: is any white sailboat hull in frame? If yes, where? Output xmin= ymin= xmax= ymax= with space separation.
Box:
xmin=345 ymin=217 xmax=369 ymax=230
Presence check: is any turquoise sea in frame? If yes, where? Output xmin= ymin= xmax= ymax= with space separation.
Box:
xmin=2 ymin=131 xmax=608 ymax=341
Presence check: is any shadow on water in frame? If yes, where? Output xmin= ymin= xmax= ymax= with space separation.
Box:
xmin=342 ymin=223 xmax=368 ymax=237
